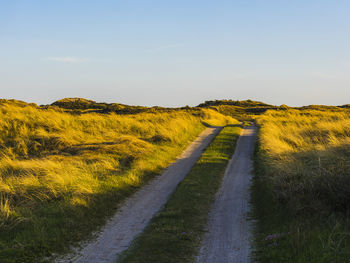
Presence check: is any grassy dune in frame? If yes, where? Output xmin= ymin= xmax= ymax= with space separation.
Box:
xmin=0 ymin=100 xmax=237 ymax=262
xmin=252 ymin=109 xmax=350 ymax=262
xmin=197 ymin=99 xmax=278 ymax=121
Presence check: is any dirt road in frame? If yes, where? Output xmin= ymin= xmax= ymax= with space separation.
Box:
xmin=196 ymin=126 xmax=257 ymax=263
xmin=57 ymin=127 xmax=221 ymax=263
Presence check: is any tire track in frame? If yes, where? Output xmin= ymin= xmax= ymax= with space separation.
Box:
xmin=196 ymin=126 xmax=257 ymax=263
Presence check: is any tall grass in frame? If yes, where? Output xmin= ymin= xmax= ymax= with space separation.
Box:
xmin=252 ymin=109 xmax=350 ymax=262
xmin=0 ymin=101 xmax=237 ymax=262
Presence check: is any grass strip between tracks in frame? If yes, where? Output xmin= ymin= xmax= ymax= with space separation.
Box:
xmin=117 ymin=125 xmax=242 ymax=263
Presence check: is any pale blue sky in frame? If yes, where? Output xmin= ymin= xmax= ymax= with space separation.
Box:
xmin=1 ymin=0 xmax=350 ymax=106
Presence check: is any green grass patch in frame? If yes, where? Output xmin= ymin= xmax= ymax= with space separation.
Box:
xmin=117 ymin=125 xmax=242 ymax=263
xmin=251 ymin=144 xmax=350 ymax=263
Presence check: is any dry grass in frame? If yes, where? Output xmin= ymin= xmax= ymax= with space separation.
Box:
xmin=252 ymin=109 xmax=350 ymax=262
xmin=256 ymin=109 xmax=350 ymax=213
xmin=258 ymin=109 xmax=350 ymax=154
xmin=0 ymin=100 xmax=237 ymax=262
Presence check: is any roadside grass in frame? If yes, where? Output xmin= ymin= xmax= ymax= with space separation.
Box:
xmin=251 ymin=109 xmax=350 ymax=263
xmin=117 ymin=125 xmax=242 ymax=263
xmin=0 ymin=100 xmax=238 ymax=263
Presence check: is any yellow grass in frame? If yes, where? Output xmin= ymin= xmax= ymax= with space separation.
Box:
xmin=253 ymin=108 xmax=350 ymax=262
xmin=0 ymin=102 xmax=236 ymax=218
xmin=0 ymin=100 xmax=237 ymax=262
xmin=256 ymin=108 xmax=350 ymax=211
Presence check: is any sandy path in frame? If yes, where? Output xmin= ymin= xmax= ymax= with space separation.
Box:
xmin=196 ymin=126 xmax=257 ymax=263
xmin=57 ymin=127 xmax=221 ymax=263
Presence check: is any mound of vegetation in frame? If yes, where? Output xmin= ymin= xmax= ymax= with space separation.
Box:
xmin=0 ymin=100 xmax=237 ymax=262
xmin=0 ymin=99 xmax=38 ymax=108
xmin=52 ymin=97 xmax=108 ymax=110
xmin=197 ymin=99 xmax=278 ymax=120
xmin=197 ymin=99 xmax=273 ymax=108
xmin=252 ymin=109 xmax=350 ymax=262
xmin=50 ymin=98 xmax=177 ymax=115
xmin=52 ymin=98 xmax=283 ymax=119
xmin=298 ymin=104 xmax=344 ymax=111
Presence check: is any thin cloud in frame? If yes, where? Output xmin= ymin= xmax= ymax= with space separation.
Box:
xmin=45 ymin=57 xmax=87 ymax=63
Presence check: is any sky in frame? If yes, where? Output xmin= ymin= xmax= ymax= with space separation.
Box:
xmin=1 ymin=0 xmax=350 ymax=107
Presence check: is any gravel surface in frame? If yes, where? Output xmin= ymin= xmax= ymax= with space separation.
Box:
xmin=196 ymin=126 xmax=257 ymax=263
xmin=56 ymin=127 xmax=221 ymax=263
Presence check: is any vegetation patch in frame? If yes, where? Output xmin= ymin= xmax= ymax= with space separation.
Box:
xmin=0 ymin=100 xmax=237 ymax=263
xmin=251 ymin=109 xmax=350 ymax=263
xmin=117 ymin=126 xmax=241 ymax=263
